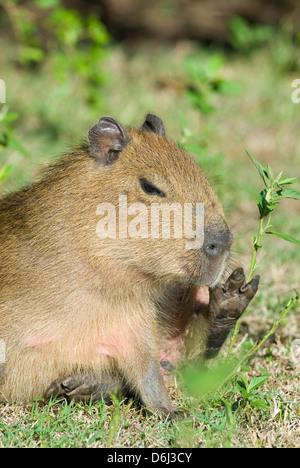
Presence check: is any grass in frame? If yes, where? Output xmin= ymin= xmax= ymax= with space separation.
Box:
xmin=0 ymin=357 xmax=299 ymax=448
xmin=0 ymin=25 xmax=300 ymax=448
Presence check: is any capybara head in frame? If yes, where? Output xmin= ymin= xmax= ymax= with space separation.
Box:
xmin=84 ymin=114 xmax=232 ymax=288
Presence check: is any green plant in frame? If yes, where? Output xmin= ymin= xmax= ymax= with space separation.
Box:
xmin=232 ymin=373 xmax=270 ymax=410
xmin=268 ymin=25 xmax=300 ymax=73
xmin=185 ymin=53 xmax=240 ymax=114
xmin=180 ymin=151 xmax=299 ymax=432
xmin=47 ymin=5 xmax=110 ymax=89
xmin=181 ymin=359 xmax=238 ymax=399
xmin=177 ymin=110 xmax=225 ymax=189
xmin=229 ymin=16 xmax=275 ymax=54
xmin=0 ymin=105 xmax=30 ymax=158
xmin=0 ymin=104 xmax=30 ymax=185
xmin=0 ymin=0 xmax=110 ymax=104
xmin=227 ymin=152 xmax=300 ymax=356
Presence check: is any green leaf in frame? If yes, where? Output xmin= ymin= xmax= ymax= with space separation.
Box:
xmin=35 ymin=0 xmax=60 ymax=8
xmin=1 ymin=111 xmax=18 ymax=124
xmin=236 ymin=381 xmax=247 ymax=393
xmin=274 ymin=171 xmax=283 ymax=184
xmin=248 ymin=375 xmax=269 ymax=392
xmin=267 ymin=163 xmax=274 ymax=181
xmin=266 ymin=231 xmax=300 ymax=246
xmin=206 ymin=54 xmax=224 ymax=77
xmin=0 ymin=164 xmax=14 ymax=183
xmin=20 ymin=46 xmax=45 ymax=64
xmin=251 ymin=399 xmax=269 ymax=409
xmin=256 ymin=189 xmax=278 ymax=217
xmin=217 ymin=80 xmax=242 ymax=95
xmin=280 ymin=188 xmax=300 ymax=200
xmin=236 ymin=373 xmax=248 ymax=389
xmin=238 ymin=387 xmax=251 ymax=399
xmin=278 ymin=177 xmax=297 ymax=185
xmin=182 ymin=360 xmax=237 ymax=397
xmin=7 ymin=134 xmax=31 ymax=158
xmin=246 ymin=150 xmax=270 ymax=188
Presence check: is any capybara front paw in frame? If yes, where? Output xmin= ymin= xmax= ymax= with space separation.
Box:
xmin=209 ymin=267 xmax=259 ymax=322
xmin=205 ymin=268 xmax=260 ymax=357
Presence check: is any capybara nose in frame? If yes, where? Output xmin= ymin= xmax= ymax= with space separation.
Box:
xmin=203 ymin=228 xmax=233 ymax=258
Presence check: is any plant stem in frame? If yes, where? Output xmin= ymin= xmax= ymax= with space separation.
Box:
xmin=247 ymin=216 xmax=265 ymax=282
xmin=226 ymin=153 xmax=300 ymax=361
xmin=226 ymin=217 xmax=265 ymax=358
xmin=221 ymin=292 xmax=298 ymax=390
xmin=246 ymin=291 xmax=298 ymax=359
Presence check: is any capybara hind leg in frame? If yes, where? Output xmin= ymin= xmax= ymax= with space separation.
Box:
xmin=45 ymin=371 xmax=124 ymax=403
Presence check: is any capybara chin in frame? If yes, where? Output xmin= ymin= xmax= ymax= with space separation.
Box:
xmin=0 ymin=113 xmax=259 ymax=415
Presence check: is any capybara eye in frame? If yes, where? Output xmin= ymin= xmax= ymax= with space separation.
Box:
xmin=139 ymin=178 xmax=166 ymax=197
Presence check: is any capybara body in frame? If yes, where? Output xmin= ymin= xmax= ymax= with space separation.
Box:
xmin=0 ymin=114 xmax=258 ymax=414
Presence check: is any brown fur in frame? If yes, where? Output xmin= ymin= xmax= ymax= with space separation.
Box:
xmin=0 ymin=114 xmax=234 ymax=413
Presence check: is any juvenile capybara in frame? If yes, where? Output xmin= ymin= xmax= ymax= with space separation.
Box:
xmin=0 ymin=114 xmax=259 ymax=414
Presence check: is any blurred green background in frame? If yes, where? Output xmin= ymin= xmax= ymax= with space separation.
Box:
xmin=0 ymin=0 xmax=299 ymax=312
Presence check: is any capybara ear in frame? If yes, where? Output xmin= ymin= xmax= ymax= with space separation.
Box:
xmin=88 ymin=116 xmax=129 ymax=165
xmin=141 ymin=113 xmax=166 ymax=137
